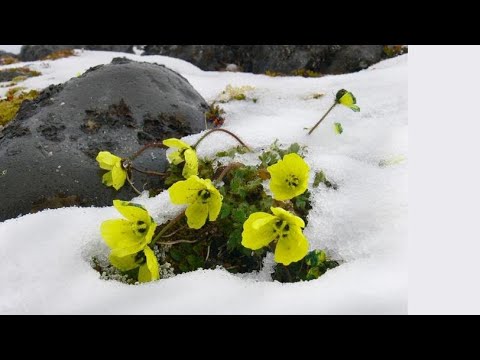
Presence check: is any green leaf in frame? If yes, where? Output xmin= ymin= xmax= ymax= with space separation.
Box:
xmin=313 ymin=171 xmax=326 ymax=188
xmin=333 ymin=122 xmax=343 ymax=135
xmin=349 ymin=105 xmax=360 ymax=112
xmin=220 ymin=203 xmax=232 ymax=219
xmin=305 ymin=267 xmax=321 ymax=280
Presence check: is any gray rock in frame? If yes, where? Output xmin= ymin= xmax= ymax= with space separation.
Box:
xmin=19 ymin=45 xmax=134 ymax=61
xmin=0 ymin=58 xmax=208 ymax=221
xmin=143 ymin=45 xmax=385 ymax=75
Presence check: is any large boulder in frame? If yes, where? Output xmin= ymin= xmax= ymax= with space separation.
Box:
xmin=0 ymin=58 xmax=208 ymax=221
xmin=19 ymin=45 xmax=134 ymax=61
xmin=143 ymin=45 xmax=384 ymax=74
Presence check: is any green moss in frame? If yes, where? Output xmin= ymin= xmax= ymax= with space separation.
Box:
xmin=0 ymin=89 xmax=39 ymax=126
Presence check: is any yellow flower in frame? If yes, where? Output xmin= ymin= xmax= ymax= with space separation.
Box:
xmin=168 ymin=175 xmax=223 ymax=229
xmin=242 ymin=207 xmax=309 ymax=265
xmin=96 ymin=151 xmax=127 ymax=190
xmin=163 ymin=138 xmax=198 ymax=178
xmin=267 ymin=153 xmax=310 ymax=201
xmin=109 ymin=246 xmax=160 ymax=283
xmin=336 ymin=89 xmax=360 ymax=112
xmin=101 ymin=200 xmax=157 ymax=258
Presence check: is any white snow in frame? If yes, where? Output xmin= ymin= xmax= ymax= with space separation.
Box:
xmin=0 ymin=45 xmax=22 ymax=54
xmin=0 ymin=50 xmax=408 ymax=314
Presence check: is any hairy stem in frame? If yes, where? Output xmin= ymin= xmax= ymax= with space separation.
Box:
xmin=131 ymin=166 xmax=166 ymax=177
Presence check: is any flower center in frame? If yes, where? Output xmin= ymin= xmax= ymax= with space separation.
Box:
xmin=135 ymin=251 xmax=147 ymax=265
xmin=133 ymin=220 xmax=148 ymax=236
xmin=284 ymin=174 xmax=300 ymax=188
xmin=272 ymin=219 xmax=290 ymax=241
xmin=197 ymin=189 xmax=211 ymax=203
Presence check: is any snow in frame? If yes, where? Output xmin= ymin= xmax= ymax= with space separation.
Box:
xmin=0 ymin=45 xmax=21 ymax=54
xmin=0 ymin=50 xmax=408 ymax=314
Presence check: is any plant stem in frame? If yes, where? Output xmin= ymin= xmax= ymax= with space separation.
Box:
xmin=157 ymin=239 xmax=199 ymax=245
xmin=131 ymin=166 xmax=166 ymax=177
xmin=129 ymin=142 xmax=166 ymax=161
xmin=153 ymin=210 xmax=186 ymax=244
xmin=307 ymin=102 xmax=337 ymax=135
xmin=192 ymin=128 xmax=251 ymax=151
xmin=126 ymin=174 xmax=142 ymax=195
xmin=215 ymin=162 xmax=243 ymax=184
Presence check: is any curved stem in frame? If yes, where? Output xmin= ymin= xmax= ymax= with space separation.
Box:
xmin=153 ymin=210 xmax=186 ymax=244
xmin=307 ymin=102 xmax=337 ymax=135
xmin=192 ymin=128 xmax=251 ymax=151
xmin=215 ymin=162 xmax=243 ymax=184
xmin=129 ymin=142 xmax=166 ymax=161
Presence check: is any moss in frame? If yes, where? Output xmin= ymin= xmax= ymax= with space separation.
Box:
xmin=383 ymin=45 xmax=408 ymax=58
xmin=266 ymin=68 xmax=323 ymax=78
xmin=43 ymin=48 xmax=76 ymax=61
xmin=0 ymin=56 xmax=19 ymax=65
xmin=0 ymin=67 xmax=42 ymax=85
xmin=217 ymin=84 xmax=255 ymax=103
xmin=0 ymin=89 xmax=39 ymax=126
xmin=290 ymin=68 xmax=322 ymax=78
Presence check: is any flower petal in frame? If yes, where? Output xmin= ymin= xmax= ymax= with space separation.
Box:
xmin=208 ymin=187 xmax=223 ymax=221
xmin=168 ymin=176 xmax=205 ymax=204
xmin=109 ymin=253 xmax=139 ymax=271
xmin=339 ymin=91 xmax=355 ymax=106
xmin=182 ymin=148 xmax=199 ymax=178
xmin=96 ymin=151 xmax=121 ymax=170
xmin=282 ymin=153 xmax=309 ymax=179
xmin=185 ymin=201 xmax=209 ymax=229
xmin=269 ymin=179 xmax=298 ymax=201
xmin=138 ymin=246 xmax=160 ymax=283
xmin=271 ymin=207 xmax=305 ymax=228
xmin=167 ymin=150 xmax=184 ymax=165
xmin=113 ymin=200 xmax=151 ymax=224
xmin=102 ymin=171 xmax=113 ymax=187
xmin=111 ymin=163 xmax=127 ymax=190
xmin=163 ymin=138 xmax=191 ymax=149
xmin=241 ymin=212 xmax=277 ymax=250
xmin=101 ymin=219 xmax=146 ymax=254
xmin=274 ymin=225 xmax=309 ymax=265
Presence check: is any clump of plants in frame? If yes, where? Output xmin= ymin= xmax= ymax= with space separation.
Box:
xmin=0 ymin=67 xmax=41 ymax=85
xmin=43 ymin=49 xmax=76 ymax=61
xmin=216 ymin=84 xmax=256 ymax=103
xmin=0 ymin=88 xmax=39 ymax=125
xmin=205 ymin=102 xmax=226 ymax=128
xmin=91 ymin=89 xmax=360 ymax=284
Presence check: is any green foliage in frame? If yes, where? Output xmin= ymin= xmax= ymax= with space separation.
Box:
xmin=313 ymin=171 xmax=337 ymax=190
xmin=333 ymin=122 xmax=343 ymax=134
xmin=272 ymin=249 xmax=339 ymax=282
xmin=216 ymin=145 xmax=250 ymax=158
xmin=383 ymin=45 xmax=408 ymax=58
xmin=205 ymin=103 xmax=226 ymax=128
xmin=259 ymin=140 xmax=306 ymax=167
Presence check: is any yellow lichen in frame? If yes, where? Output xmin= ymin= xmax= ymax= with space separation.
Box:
xmin=0 ymin=89 xmax=39 ymax=126
xmin=43 ymin=49 xmax=76 ymax=61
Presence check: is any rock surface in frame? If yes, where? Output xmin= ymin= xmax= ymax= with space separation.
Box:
xmin=0 ymin=58 xmax=208 ymax=221
xmin=19 ymin=45 xmax=134 ymax=61
xmin=142 ymin=45 xmax=385 ymax=74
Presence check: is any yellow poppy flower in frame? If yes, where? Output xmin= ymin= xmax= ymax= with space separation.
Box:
xmin=267 ymin=153 xmax=310 ymax=201
xmin=109 ymin=246 xmax=160 ymax=283
xmin=96 ymin=151 xmax=127 ymax=190
xmin=101 ymin=200 xmax=157 ymax=258
xmin=242 ymin=207 xmax=309 ymax=265
xmin=336 ymin=89 xmax=360 ymax=112
xmin=168 ymin=175 xmax=223 ymax=229
xmin=163 ymin=138 xmax=199 ymax=178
